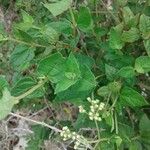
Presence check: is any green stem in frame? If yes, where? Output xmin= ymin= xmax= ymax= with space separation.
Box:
xmin=8 ymin=37 xmax=46 ymax=48
xmin=95 ymin=120 xmax=101 ymax=150
xmin=114 ymin=111 xmax=118 ymax=134
xmin=14 ymin=79 xmax=46 ymax=101
xmin=69 ymin=7 xmax=77 ymax=37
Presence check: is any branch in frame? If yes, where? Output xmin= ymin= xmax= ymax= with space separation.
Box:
xmin=9 ymin=112 xmax=61 ymax=133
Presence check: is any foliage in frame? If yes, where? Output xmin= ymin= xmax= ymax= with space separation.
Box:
xmin=0 ymin=0 xmax=150 ymax=149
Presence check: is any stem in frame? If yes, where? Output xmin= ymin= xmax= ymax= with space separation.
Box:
xmin=14 ymin=79 xmax=46 ymax=101
xmin=111 ymin=110 xmax=115 ymax=132
xmin=8 ymin=37 xmax=46 ymax=48
xmin=109 ymin=96 xmax=118 ymax=110
xmin=69 ymin=7 xmax=77 ymax=37
xmin=114 ymin=111 xmax=118 ymax=134
xmin=95 ymin=120 xmax=101 ymax=150
xmin=9 ymin=112 xmax=61 ymax=133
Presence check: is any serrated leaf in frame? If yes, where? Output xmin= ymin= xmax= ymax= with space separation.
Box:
xmin=11 ymin=77 xmax=44 ymax=98
xmin=109 ymin=24 xmax=124 ymax=49
xmin=77 ymin=7 xmax=93 ymax=32
xmin=122 ymin=28 xmax=140 ymax=43
xmin=139 ymin=114 xmax=150 ymax=132
xmin=144 ymin=39 xmax=150 ymax=57
xmin=0 ymin=88 xmax=17 ymax=120
xmin=75 ymin=53 xmax=94 ymax=69
xmin=27 ymin=125 xmax=50 ymax=150
xmin=117 ymin=66 xmax=135 ymax=78
xmin=38 ymin=53 xmax=81 ymax=93
xmin=37 ymin=52 xmax=65 ymax=81
xmin=129 ymin=141 xmax=142 ymax=150
xmin=56 ymin=65 xmax=96 ymax=101
xmin=44 ymin=0 xmax=72 ymax=17
xmin=122 ymin=6 xmax=134 ymax=25
xmin=0 ymin=76 xmax=9 ymax=98
xmin=15 ymin=10 xmax=34 ymax=31
xmin=135 ymin=56 xmax=150 ymax=73
xmin=40 ymin=25 xmax=59 ymax=43
xmin=115 ymin=0 xmax=127 ymax=6
xmin=139 ymin=14 xmax=150 ymax=39
xmin=55 ymin=53 xmax=81 ymax=93
xmin=139 ymin=114 xmax=150 ymax=145
xmin=105 ymin=64 xmax=117 ymax=81
xmin=21 ymin=10 xmax=34 ymax=24
xmin=49 ymin=20 xmax=72 ymax=35
xmin=10 ymin=44 xmax=35 ymax=71
xmin=119 ymin=86 xmax=148 ymax=108
xmin=97 ymin=86 xmax=109 ymax=97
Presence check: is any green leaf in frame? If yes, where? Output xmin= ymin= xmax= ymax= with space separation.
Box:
xmin=0 ymin=75 xmax=8 ymax=91
xmin=109 ymin=24 xmax=124 ymax=49
xmin=122 ymin=28 xmax=140 ymax=43
xmin=40 ymin=25 xmax=59 ymax=43
xmin=105 ymin=64 xmax=117 ymax=81
xmin=144 ymin=39 xmax=150 ymax=57
xmin=139 ymin=114 xmax=150 ymax=132
xmin=117 ymin=66 xmax=135 ymax=78
xmin=139 ymin=114 xmax=150 ymax=145
xmin=27 ymin=125 xmax=50 ymax=150
xmin=77 ymin=7 xmax=93 ymax=32
xmin=129 ymin=141 xmax=142 ymax=150
xmin=11 ymin=77 xmax=44 ymax=98
xmin=49 ymin=20 xmax=72 ymax=35
xmin=56 ymin=65 xmax=96 ymax=101
xmin=0 ymin=88 xmax=18 ymax=120
xmin=119 ymin=86 xmax=148 ymax=108
xmin=97 ymin=86 xmax=110 ymax=97
xmin=135 ymin=56 xmax=150 ymax=73
xmin=44 ymin=0 xmax=72 ymax=17
xmin=55 ymin=53 xmax=81 ymax=93
xmin=0 ymin=76 xmax=9 ymax=99
xmin=21 ymin=10 xmax=34 ymax=24
xmin=116 ymin=0 xmax=127 ymax=6
xmin=122 ymin=7 xmax=134 ymax=23
xmin=37 ymin=52 xmax=65 ymax=81
xmin=75 ymin=53 xmax=94 ymax=69
xmin=139 ymin=14 xmax=150 ymax=39
xmin=15 ymin=10 xmax=34 ymax=31
xmin=38 ymin=53 xmax=81 ymax=93
xmin=10 ymin=44 xmax=35 ymax=71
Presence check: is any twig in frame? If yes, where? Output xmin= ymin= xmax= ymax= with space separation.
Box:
xmin=9 ymin=112 xmax=61 ymax=133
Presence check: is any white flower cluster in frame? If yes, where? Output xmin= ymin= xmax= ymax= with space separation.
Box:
xmin=60 ymin=126 xmax=90 ymax=149
xmin=60 ymin=126 xmax=72 ymax=141
xmin=78 ymin=97 xmax=105 ymax=121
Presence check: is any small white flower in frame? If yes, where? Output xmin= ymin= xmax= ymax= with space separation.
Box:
xmin=87 ymin=97 xmax=91 ymax=102
xmin=75 ymin=141 xmax=80 ymax=146
xmin=74 ymin=145 xmax=78 ymax=149
xmin=62 ymin=126 xmax=68 ymax=131
xmin=98 ymin=106 xmax=103 ymax=111
xmin=93 ymin=104 xmax=99 ymax=108
xmin=97 ymin=117 xmax=102 ymax=121
xmin=72 ymin=132 xmax=76 ymax=140
xmin=79 ymin=106 xmax=86 ymax=113
xmin=76 ymin=135 xmax=80 ymax=139
xmin=95 ymin=113 xmax=99 ymax=117
xmin=100 ymin=102 xmax=105 ymax=107
xmin=89 ymin=116 xmax=94 ymax=120
xmin=89 ymin=112 xmax=93 ymax=116
xmin=63 ymin=137 xmax=67 ymax=141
